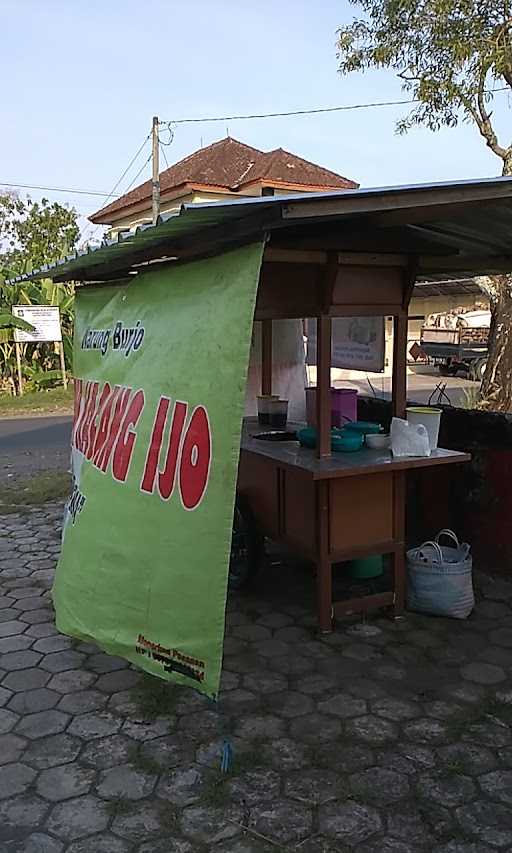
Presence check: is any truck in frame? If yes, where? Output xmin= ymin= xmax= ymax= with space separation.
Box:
xmin=420 ymin=308 xmax=491 ymax=380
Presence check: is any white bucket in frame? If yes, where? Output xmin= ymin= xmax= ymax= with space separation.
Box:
xmin=406 ymin=407 xmax=442 ymax=450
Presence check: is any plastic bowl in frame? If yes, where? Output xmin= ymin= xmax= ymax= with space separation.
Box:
xmin=365 ymin=433 xmax=391 ymax=450
xmin=297 ymin=427 xmax=317 ymax=449
xmin=344 ymin=420 xmax=382 ymax=436
xmin=331 ymin=431 xmax=364 ymax=453
xmin=297 ymin=427 xmax=364 ymax=452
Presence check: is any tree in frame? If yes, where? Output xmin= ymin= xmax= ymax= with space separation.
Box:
xmin=0 ymin=194 xmax=79 ymax=393
xmin=336 ymin=1 xmax=512 ymax=410
xmin=2 ymin=196 xmax=79 ymax=277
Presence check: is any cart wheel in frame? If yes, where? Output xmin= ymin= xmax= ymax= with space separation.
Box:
xmin=228 ymin=495 xmax=264 ymax=591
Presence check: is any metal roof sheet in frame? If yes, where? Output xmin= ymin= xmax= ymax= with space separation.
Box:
xmin=8 ymin=175 xmax=512 ymax=284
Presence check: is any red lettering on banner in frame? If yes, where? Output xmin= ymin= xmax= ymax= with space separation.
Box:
xmin=73 ymin=378 xmax=82 ymax=426
xmin=77 ymin=382 xmax=98 ymax=453
xmin=179 ymin=406 xmax=211 ymax=510
xmin=92 ymin=385 xmax=119 ymax=465
xmin=73 ymin=379 xmax=89 ymax=451
xmin=112 ymin=390 xmax=145 ymax=482
xmin=95 ymin=387 xmax=132 ymax=472
xmin=158 ymin=401 xmax=188 ymax=500
xmin=140 ymin=396 xmax=171 ymax=494
xmin=72 ymin=377 xmax=212 ymax=510
xmin=85 ymin=382 xmax=111 ymax=460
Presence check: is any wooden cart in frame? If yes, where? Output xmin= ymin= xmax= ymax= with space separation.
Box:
xmin=237 ymin=249 xmax=469 ymax=632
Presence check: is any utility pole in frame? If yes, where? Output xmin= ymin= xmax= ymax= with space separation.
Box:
xmin=152 ymin=115 xmax=160 ymax=225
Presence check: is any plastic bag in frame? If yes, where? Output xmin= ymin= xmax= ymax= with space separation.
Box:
xmin=390 ymin=417 xmax=431 ymax=457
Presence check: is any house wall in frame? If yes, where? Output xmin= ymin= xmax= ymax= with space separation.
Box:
xmin=107 ymin=185 xmax=323 ymax=238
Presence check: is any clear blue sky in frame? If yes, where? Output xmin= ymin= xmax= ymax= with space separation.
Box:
xmin=2 ymin=0 xmax=510 ymax=237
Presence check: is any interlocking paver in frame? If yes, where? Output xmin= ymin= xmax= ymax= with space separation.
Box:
xmin=23 ymin=733 xmax=83 ymax=769
xmin=8 ymin=687 xmax=60 ymax=714
xmin=57 ymin=688 xmax=108 ymax=714
xmin=47 ymin=795 xmax=109 ymax=840
xmin=0 ymin=706 xmax=18 ymax=732
xmin=66 ymin=835 xmax=131 ymax=852
xmin=68 ymin=710 xmax=121 ymax=739
xmin=98 ymin=762 xmax=157 ymax=800
xmin=4 ymin=503 xmax=512 ymax=851
xmin=37 ymin=763 xmax=96 ymax=801
xmin=16 ymin=709 xmax=69 ymax=739
xmin=0 ymin=732 xmax=26 ymax=764
xmin=40 ymin=650 xmax=86 ymax=673
xmin=0 ymin=793 xmax=50 ymax=834
xmin=319 ymin=800 xmax=382 ymax=844
xmin=0 ymin=649 xmax=43 ymax=670
xmin=47 ymin=669 xmax=97 ymax=693
xmin=0 ymin=762 xmax=37 ymax=799
xmin=3 ymin=667 xmax=50 ymax=692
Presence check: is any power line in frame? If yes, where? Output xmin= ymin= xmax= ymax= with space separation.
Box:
xmin=160 ymin=142 xmax=170 ymax=169
xmin=98 ymin=133 xmax=151 ymax=210
xmin=81 ymin=132 xmax=151 ymax=242
xmin=0 ymin=181 xmax=120 ymax=198
xmin=123 ymin=153 xmax=152 ymax=194
xmin=160 ymin=87 xmax=509 ymax=125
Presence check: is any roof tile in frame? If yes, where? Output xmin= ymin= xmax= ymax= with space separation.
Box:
xmin=91 ymin=137 xmax=358 ymax=223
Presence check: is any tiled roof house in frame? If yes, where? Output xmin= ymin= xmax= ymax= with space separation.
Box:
xmin=90 ymin=137 xmax=358 ymax=235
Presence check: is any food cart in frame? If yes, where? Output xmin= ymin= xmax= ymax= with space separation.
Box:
xmin=11 ymin=176 xmax=512 ymax=692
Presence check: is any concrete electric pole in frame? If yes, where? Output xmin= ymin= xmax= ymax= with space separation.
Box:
xmin=152 ymin=115 xmax=160 ymax=226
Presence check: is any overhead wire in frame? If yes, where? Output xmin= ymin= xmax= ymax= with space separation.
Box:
xmin=0 ymin=182 xmax=120 ymax=198
xmin=159 ymin=87 xmax=509 ymax=126
xmin=81 ymin=132 xmax=152 ymax=244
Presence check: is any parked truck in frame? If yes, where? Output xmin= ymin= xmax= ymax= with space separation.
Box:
xmin=420 ymin=308 xmax=491 ymax=380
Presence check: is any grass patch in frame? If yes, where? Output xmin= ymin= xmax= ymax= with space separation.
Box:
xmin=157 ymin=801 xmax=178 ymax=832
xmin=443 ymin=758 xmax=467 ymax=776
xmin=127 ymin=743 xmax=162 ymax=775
xmin=0 ymin=471 xmax=71 ymax=513
xmin=130 ymin=673 xmax=177 ymax=720
xmin=230 ymin=745 xmax=267 ymax=775
xmin=201 ymin=776 xmax=231 ymax=807
xmin=104 ymin=797 xmax=134 ymax=818
xmin=0 ymin=386 xmax=74 ymax=417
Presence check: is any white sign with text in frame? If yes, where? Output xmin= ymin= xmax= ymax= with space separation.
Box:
xmin=12 ymin=305 xmax=62 ymax=343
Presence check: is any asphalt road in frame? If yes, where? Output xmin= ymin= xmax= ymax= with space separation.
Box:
xmin=0 ymin=415 xmax=72 ymax=482
xmin=336 ymin=367 xmax=480 ymax=407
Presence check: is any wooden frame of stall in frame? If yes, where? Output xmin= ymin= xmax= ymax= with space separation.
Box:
xmin=238 ymin=247 xmax=469 ymax=632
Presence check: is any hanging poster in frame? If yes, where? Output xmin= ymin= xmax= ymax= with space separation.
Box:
xmin=306 ymin=316 xmax=385 ymax=372
xmin=53 ymin=242 xmax=264 ymax=699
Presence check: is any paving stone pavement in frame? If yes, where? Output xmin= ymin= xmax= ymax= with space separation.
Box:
xmin=1 ymin=503 xmax=512 ymax=851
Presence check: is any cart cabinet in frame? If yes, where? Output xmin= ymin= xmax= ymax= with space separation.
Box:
xmin=239 ymin=421 xmax=469 ymax=631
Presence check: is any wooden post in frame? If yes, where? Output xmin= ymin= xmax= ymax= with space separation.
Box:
xmin=15 ymin=342 xmax=23 ymax=396
xmin=59 ymin=342 xmax=68 ymax=390
xmin=392 ymin=312 xmax=408 ymax=418
xmin=316 ymin=316 xmax=332 ymax=458
xmin=316 ymin=480 xmax=333 ymax=633
xmin=152 ymin=116 xmax=160 ymax=226
xmin=261 ymin=320 xmax=272 ymax=396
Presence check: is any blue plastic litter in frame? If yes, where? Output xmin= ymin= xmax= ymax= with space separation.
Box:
xmin=220 ymin=739 xmax=234 ymax=774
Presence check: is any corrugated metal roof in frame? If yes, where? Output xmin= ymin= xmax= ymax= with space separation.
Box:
xmin=413 ymin=279 xmax=483 ymax=298
xmin=9 ymin=175 xmax=512 ymax=284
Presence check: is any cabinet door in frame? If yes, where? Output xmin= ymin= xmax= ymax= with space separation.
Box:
xmin=329 ymin=473 xmax=393 ymax=554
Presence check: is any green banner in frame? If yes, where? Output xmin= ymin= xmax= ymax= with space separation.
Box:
xmin=54 ymin=243 xmax=263 ymax=698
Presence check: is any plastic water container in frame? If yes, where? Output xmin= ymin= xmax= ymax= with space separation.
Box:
xmin=406 ymin=407 xmax=442 ymax=450
xmin=305 ymin=387 xmax=358 ymax=428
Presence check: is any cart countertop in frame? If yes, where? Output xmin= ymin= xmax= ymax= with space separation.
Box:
xmin=240 ymin=419 xmax=470 ymax=480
